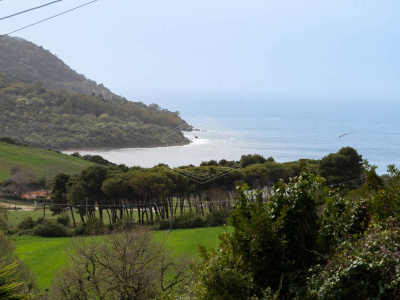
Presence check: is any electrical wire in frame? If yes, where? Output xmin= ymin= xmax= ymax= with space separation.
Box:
xmin=1 ymin=0 xmax=98 ymax=36
xmin=0 ymin=0 xmax=64 ymax=22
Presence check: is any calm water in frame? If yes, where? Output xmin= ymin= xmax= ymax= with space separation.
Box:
xmin=65 ymin=96 xmax=400 ymax=174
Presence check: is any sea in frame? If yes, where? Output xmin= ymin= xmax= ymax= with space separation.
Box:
xmin=64 ymin=95 xmax=400 ymax=175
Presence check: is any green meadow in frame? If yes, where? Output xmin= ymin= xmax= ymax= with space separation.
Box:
xmin=0 ymin=142 xmax=94 ymax=181
xmin=12 ymin=227 xmax=228 ymax=291
xmin=7 ymin=209 xmax=57 ymax=227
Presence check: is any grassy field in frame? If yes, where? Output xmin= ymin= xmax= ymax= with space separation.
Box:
xmin=0 ymin=142 xmax=95 ymax=181
xmin=6 ymin=209 xmax=57 ymax=227
xmin=12 ymin=227 xmax=228 ymax=292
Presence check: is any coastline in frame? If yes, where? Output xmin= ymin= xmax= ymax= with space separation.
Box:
xmin=60 ymin=139 xmax=191 ymax=153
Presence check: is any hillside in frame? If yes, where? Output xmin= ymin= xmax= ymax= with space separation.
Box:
xmin=0 ymin=74 xmax=187 ymax=149
xmin=0 ymin=36 xmax=117 ymax=100
xmin=0 ymin=141 xmax=95 ymax=182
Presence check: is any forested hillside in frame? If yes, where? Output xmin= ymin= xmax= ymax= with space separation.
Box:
xmin=0 ymin=36 xmax=116 ymax=100
xmin=0 ymin=74 xmax=187 ymax=149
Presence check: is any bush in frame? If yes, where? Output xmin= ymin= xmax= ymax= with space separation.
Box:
xmin=57 ymin=214 xmax=70 ymax=227
xmin=309 ymin=228 xmax=400 ymax=299
xmin=0 ymin=136 xmax=17 ymax=144
xmin=206 ymin=210 xmax=228 ymax=227
xmin=74 ymin=218 xmax=104 ymax=236
xmin=17 ymin=216 xmax=36 ymax=230
xmin=33 ymin=221 xmax=69 ymax=237
xmin=156 ymin=211 xmax=207 ymax=230
xmin=174 ymin=212 xmax=206 ymax=229
xmin=110 ymin=216 xmax=136 ymax=231
xmin=35 ymin=217 xmax=44 ymax=225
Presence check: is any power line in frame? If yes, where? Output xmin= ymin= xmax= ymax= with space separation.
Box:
xmin=0 ymin=0 xmax=64 ymax=22
xmin=1 ymin=0 xmax=98 ymax=37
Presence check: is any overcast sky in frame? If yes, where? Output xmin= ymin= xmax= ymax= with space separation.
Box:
xmin=1 ymin=0 xmax=400 ymax=101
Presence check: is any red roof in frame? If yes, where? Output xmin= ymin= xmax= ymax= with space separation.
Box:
xmin=21 ymin=190 xmax=50 ymax=199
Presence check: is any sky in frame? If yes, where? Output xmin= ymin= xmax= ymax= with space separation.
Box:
xmin=1 ymin=0 xmax=400 ymax=102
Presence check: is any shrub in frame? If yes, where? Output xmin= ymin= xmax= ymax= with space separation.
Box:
xmin=0 ymin=136 xmax=17 ymax=144
xmin=156 ymin=212 xmax=207 ymax=230
xmin=35 ymin=217 xmax=43 ymax=225
xmin=17 ymin=216 xmax=36 ymax=230
xmin=74 ymin=218 xmax=104 ymax=236
xmin=57 ymin=214 xmax=70 ymax=227
xmin=206 ymin=210 xmax=228 ymax=227
xmin=33 ymin=221 xmax=69 ymax=237
xmin=174 ymin=212 xmax=206 ymax=229
xmin=110 ymin=216 xmax=136 ymax=231
xmin=309 ymin=228 xmax=400 ymax=299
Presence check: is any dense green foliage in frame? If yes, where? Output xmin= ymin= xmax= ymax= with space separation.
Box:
xmin=189 ymin=164 xmax=400 ymax=299
xmin=319 ymin=146 xmax=363 ymax=187
xmin=309 ymin=228 xmax=400 ymax=299
xmin=190 ymin=174 xmax=325 ymax=299
xmin=0 ymin=73 xmax=187 ymax=149
xmin=0 ymin=36 xmax=116 ymax=100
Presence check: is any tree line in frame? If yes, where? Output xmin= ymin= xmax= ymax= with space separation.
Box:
xmin=49 ymin=148 xmax=363 ymax=228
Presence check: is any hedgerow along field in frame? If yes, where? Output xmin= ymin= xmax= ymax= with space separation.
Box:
xmin=0 ymin=141 xmax=95 ymax=182
xmin=12 ymin=226 xmax=228 ymax=291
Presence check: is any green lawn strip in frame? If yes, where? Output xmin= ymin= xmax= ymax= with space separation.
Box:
xmin=12 ymin=227 xmax=228 ymax=292
xmin=7 ymin=210 xmax=57 ymax=226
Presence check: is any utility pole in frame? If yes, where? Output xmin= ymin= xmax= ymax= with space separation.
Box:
xmin=86 ymin=197 xmax=88 ymax=222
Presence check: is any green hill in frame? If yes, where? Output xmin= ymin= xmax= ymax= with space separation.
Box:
xmin=0 ymin=141 xmax=95 ymax=182
xmin=0 ymin=74 xmax=187 ymax=149
xmin=0 ymin=36 xmax=117 ymax=100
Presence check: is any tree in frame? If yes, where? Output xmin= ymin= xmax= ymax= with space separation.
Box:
xmin=240 ymin=154 xmax=267 ymax=168
xmin=49 ymin=230 xmax=189 ymax=299
xmin=319 ymin=147 xmax=363 ymax=187
xmin=8 ymin=167 xmax=35 ymax=198
xmin=366 ymin=164 xmax=400 ymax=220
xmin=50 ymin=173 xmax=71 ymax=216
xmin=190 ymin=173 xmax=326 ymax=299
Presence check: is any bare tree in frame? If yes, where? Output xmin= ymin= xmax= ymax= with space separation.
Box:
xmin=48 ymin=229 xmax=190 ymax=300
xmin=8 ymin=167 xmax=35 ymax=197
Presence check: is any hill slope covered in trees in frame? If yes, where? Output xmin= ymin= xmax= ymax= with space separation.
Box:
xmin=0 ymin=74 xmax=187 ymax=149
xmin=0 ymin=36 xmax=116 ymax=100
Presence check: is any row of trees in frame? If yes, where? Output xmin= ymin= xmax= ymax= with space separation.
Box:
xmin=49 ymin=148 xmax=363 ymax=229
